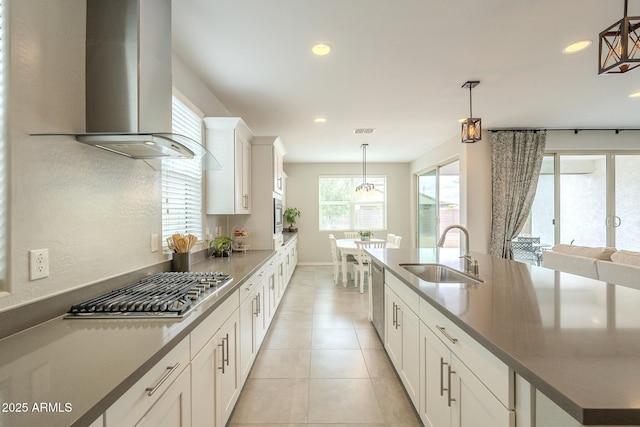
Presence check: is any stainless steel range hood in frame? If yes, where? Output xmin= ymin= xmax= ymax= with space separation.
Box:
xmin=35 ymin=0 xmax=220 ymax=170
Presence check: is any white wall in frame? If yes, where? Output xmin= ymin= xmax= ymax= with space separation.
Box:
xmin=1 ymin=1 xmax=229 ymax=311
xmin=284 ymin=162 xmax=411 ymax=263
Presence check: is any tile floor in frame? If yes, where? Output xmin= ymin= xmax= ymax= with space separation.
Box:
xmin=228 ymin=265 xmax=422 ymax=427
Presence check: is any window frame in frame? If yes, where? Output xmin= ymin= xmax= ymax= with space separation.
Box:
xmin=318 ymin=174 xmax=387 ymax=231
xmin=162 ymin=92 xmax=204 ymax=246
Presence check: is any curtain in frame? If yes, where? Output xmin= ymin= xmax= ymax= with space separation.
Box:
xmin=489 ymin=131 xmax=546 ymax=259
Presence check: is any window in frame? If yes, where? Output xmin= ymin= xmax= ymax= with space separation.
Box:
xmin=319 ymin=176 xmax=386 ymax=230
xmin=162 ymin=95 xmax=203 ymax=244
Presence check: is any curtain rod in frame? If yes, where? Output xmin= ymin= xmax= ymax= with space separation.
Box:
xmin=488 ymin=128 xmax=640 ymax=134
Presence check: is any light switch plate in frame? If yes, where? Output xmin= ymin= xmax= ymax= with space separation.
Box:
xmin=151 ymin=234 xmax=159 ymax=252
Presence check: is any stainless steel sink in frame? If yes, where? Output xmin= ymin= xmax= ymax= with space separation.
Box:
xmin=399 ymin=263 xmax=483 ymax=284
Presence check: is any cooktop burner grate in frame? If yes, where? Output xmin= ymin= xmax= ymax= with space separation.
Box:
xmin=65 ymin=272 xmax=233 ymax=319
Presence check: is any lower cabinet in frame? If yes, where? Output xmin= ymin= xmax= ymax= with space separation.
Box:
xmin=384 ymin=280 xmax=420 ymax=408
xmin=419 ymin=320 xmax=515 ymax=427
xmin=105 ymin=338 xmax=191 ymax=427
xmin=239 ymin=269 xmax=268 ymax=384
xmin=191 ymin=308 xmax=240 ymax=427
xmin=136 ymin=366 xmax=191 ymax=427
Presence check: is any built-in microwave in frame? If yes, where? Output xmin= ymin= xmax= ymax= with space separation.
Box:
xmin=274 ymin=195 xmax=284 ymax=234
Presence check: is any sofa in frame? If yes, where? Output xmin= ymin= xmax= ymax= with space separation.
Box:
xmin=542 ymin=244 xmax=640 ymax=290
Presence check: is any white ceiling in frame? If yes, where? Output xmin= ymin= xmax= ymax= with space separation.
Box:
xmin=172 ymin=0 xmax=640 ymax=163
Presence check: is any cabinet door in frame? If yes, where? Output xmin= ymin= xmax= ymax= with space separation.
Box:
xmin=401 ymin=304 xmax=420 ymax=408
xmin=452 ymin=355 xmax=514 ymax=427
xmin=420 ymin=323 xmax=452 ymax=427
xmin=136 ymin=366 xmax=191 ymax=427
xmin=255 ymin=280 xmax=268 ymax=347
xmin=273 ymin=147 xmax=283 ymax=194
xmin=234 ymin=137 xmax=251 ymax=214
xmin=384 ymin=287 xmax=402 ymax=368
xmin=191 ymin=336 xmax=218 ymax=427
xmin=217 ymin=310 xmax=240 ymax=427
xmin=239 ymin=286 xmax=258 ymax=385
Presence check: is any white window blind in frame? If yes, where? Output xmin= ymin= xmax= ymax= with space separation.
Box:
xmin=162 ymin=96 xmax=203 ymax=243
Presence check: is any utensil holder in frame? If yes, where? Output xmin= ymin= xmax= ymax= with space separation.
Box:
xmin=172 ymin=252 xmax=191 ymax=272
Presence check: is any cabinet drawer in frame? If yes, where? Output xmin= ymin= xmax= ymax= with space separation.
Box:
xmin=385 ymin=271 xmax=420 ymax=314
xmin=419 ymin=298 xmax=513 ymax=410
xmin=106 ymin=337 xmax=189 ymax=427
xmin=240 ymin=268 xmax=267 ymax=302
xmin=191 ymin=289 xmax=240 ymax=356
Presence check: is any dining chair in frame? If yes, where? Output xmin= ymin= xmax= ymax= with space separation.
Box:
xmin=387 ymin=234 xmax=402 ymax=248
xmin=328 ymin=234 xmax=343 ymax=285
xmin=352 ymin=240 xmax=387 ymax=293
xmin=344 ymin=231 xmax=360 ymax=239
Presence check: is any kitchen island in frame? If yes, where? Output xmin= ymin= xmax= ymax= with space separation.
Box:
xmin=0 ymin=237 xmax=298 ymax=427
xmin=368 ymin=247 xmax=640 ymax=426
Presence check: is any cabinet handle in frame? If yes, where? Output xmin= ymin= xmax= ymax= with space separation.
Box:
xmin=395 ymin=304 xmax=401 ymax=329
xmin=243 ymin=194 xmax=249 ymax=209
xmin=253 ymin=296 xmax=259 ymax=317
xmin=436 ymin=325 xmax=458 ymax=344
xmin=257 ymin=292 xmax=261 ymax=314
xmin=439 ymin=357 xmax=447 ymax=397
xmin=225 ymin=333 xmax=230 ymax=367
xmin=218 ymin=337 xmax=226 ymax=373
xmin=447 ymin=365 xmax=456 ymax=407
xmin=146 ymin=362 xmax=180 ymax=397
xmin=392 ymin=302 xmax=396 ymax=326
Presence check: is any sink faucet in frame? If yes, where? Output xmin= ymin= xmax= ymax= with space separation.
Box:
xmin=437 ymin=225 xmax=479 ymax=275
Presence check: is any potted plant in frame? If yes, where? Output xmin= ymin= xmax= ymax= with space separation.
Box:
xmin=284 ymin=207 xmax=301 ymax=232
xmin=359 ymin=230 xmax=373 ymax=241
xmin=210 ymin=236 xmax=233 ymax=257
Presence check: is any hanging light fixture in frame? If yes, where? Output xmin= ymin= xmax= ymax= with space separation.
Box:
xmin=599 ymin=0 xmax=640 ymax=74
xmin=461 ymin=81 xmax=481 ymax=143
xmin=355 ymin=143 xmax=375 ymax=197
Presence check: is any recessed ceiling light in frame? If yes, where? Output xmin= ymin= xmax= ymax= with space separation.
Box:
xmin=630 ymin=91 xmax=640 ymax=98
xmin=311 ymin=43 xmax=331 ymax=56
xmin=314 ymin=117 xmax=327 ymax=123
xmin=562 ymin=40 xmax=592 ymax=54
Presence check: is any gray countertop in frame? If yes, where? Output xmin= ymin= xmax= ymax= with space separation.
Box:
xmin=368 ymin=248 xmax=640 ymax=425
xmin=0 ymin=250 xmax=274 ymax=427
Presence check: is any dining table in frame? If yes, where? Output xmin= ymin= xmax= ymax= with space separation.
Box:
xmin=335 ymin=238 xmax=386 ymax=286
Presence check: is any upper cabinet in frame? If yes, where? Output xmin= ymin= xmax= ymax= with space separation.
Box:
xmin=273 ymin=142 xmax=285 ymax=195
xmin=204 ymin=118 xmax=253 ymax=215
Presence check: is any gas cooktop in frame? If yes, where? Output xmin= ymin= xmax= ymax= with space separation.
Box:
xmin=65 ymin=272 xmax=233 ymax=319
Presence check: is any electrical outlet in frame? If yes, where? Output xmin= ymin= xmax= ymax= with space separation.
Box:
xmin=151 ymin=234 xmax=159 ymax=253
xmin=29 ymin=249 xmax=49 ymax=281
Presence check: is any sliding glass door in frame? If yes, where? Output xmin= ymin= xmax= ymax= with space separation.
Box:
xmin=529 ymin=152 xmax=640 ymax=251
xmin=614 ymin=154 xmax=640 ymax=249
xmin=417 ymin=161 xmax=460 ymax=248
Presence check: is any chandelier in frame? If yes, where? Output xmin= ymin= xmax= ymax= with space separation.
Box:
xmin=599 ymin=0 xmax=640 ymax=74
xmin=461 ymin=81 xmax=481 ymax=143
xmin=355 ymin=144 xmax=375 ymax=197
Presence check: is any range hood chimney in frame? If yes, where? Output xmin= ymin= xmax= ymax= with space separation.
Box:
xmin=35 ymin=0 xmax=220 ymax=169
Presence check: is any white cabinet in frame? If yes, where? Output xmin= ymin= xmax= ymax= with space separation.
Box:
xmin=245 ymin=136 xmax=287 ymax=250
xmin=384 ymin=274 xmax=420 ymax=408
xmin=420 ymin=322 xmax=514 ymax=427
xmin=239 ymin=269 xmax=268 ymax=384
xmin=204 ymin=117 xmax=253 ymax=214
xmin=418 ymin=298 xmax=515 ymax=427
xmin=190 ymin=290 xmax=241 ymax=427
xmin=273 ymin=143 xmax=284 ymax=195
xmin=105 ymin=338 xmax=190 ymax=427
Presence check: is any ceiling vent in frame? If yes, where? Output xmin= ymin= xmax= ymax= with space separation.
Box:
xmin=353 ymin=128 xmax=376 ymax=134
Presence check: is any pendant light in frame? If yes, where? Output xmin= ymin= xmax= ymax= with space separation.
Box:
xmin=599 ymin=0 xmax=640 ymax=74
xmin=355 ymin=143 xmax=375 ymax=197
xmin=461 ymin=81 xmax=481 ymax=143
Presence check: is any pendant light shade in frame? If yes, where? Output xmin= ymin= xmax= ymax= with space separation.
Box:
xmin=355 ymin=143 xmax=375 ymax=197
xmin=461 ymin=81 xmax=481 ymax=143
xmin=599 ymin=0 xmax=640 ymax=74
